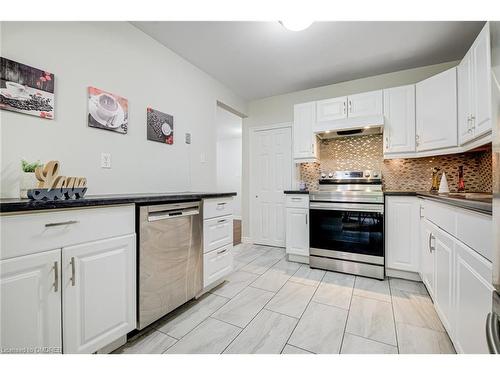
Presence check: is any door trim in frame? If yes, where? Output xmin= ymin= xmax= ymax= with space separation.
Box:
xmin=249 ymin=123 xmax=293 ymax=246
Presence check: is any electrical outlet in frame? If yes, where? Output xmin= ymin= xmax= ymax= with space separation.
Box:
xmin=101 ymin=153 xmax=111 ymax=169
xmin=200 ymin=153 xmax=207 ymax=164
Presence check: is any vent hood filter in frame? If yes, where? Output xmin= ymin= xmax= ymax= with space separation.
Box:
xmin=318 ymin=126 xmax=383 ymax=139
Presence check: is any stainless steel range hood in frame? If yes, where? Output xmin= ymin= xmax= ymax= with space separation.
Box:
xmin=316 ymin=125 xmax=383 ymax=139
xmin=314 ymin=114 xmax=384 ymax=139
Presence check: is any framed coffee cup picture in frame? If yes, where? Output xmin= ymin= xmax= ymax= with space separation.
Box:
xmin=0 ymin=57 xmax=55 ymax=119
xmin=88 ymin=86 xmax=128 ymax=134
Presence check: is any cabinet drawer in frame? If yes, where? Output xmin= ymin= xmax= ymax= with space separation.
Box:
xmin=0 ymin=205 xmax=135 ymax=260
xmin=285 ymin=195 xmax=309 ymax=209
xmin=203 ymin=215 xmax=233 ymax=253
xmin=203 ymin=198 xmax=233 ymax=219
xmin=203 ymin=244 xmax=233 ymax=287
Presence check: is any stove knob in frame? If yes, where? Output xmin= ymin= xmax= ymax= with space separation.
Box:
xmin=365 ymin=171 xmax=371 ymax=178
xmin=328 ymin=172 xmax=334 ymax=178
xmin=373 ymin=172 xmax=379 ymax=178
xmin=321 ymin=173 xmax=327 ymax=179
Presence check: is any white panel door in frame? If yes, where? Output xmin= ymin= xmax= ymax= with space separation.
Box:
xmin=316 ymin=97 xmax=347 ymax=122
xmin=293 ymin=102 xmax=317 ymax=160
xmin=383 ymin=85 xmax=416 ymax=154
xmin=471 ymin=22 xmax=492 ymax=138
xmin=285 ymin=208 xmax=309 ymax=257
xmin=454 ymin=239 xmax=493 ymax=354
xmin=432 ymin=228 xmax=454 ymax=333
xmin=63 ymin=234 xmax=136 ymax=354
xmin=416 ymin=68 xmax=458 ymax=151
xmin=252 ymin=126 xmax=292 ymax=247
xmin=458 ymin=52 xmax=474 ymax=145
xmin=0 ymin=249 xmax=61 ymax=353
xmin=420 ymin=219 xmax=435 ymax=297
xmin=385 ymin=196 xmax=420 ymax=272
xmin=347 ymin=90 xmax=383 ymax=118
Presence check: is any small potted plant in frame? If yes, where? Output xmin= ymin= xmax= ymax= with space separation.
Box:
xmin=20 ymin=159 xmax=43 ymax=198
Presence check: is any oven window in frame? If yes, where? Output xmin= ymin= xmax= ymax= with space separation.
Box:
xmin=309 ymin=209 xmax=383 ymax=257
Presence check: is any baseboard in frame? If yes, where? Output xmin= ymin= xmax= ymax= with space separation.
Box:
xmin=95 ymin=335 xmax=127 ymax=354
xmin=241 ymin=236 xmax=253 ymax=244
xmin=287 ymin=254 xmax=309 ymax=264
xmin=386 ymin=268 xmax=422 ymax=281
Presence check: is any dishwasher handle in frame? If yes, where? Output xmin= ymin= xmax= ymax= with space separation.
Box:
xmin=148 ymin=207 xmax=199 ymax=222
xmin=486 ymin=312 xmax=500 ymax=354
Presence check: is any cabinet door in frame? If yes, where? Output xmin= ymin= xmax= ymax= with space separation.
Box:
xmin=432 ymin=228 xmax=454 ymax=333
xmin=293 ymin=102 xmax=317 ymax=160
xmin=316 ymin=97 xmax=347 ymax=122
xmin=454 ymin=240 xmax=493 ymax=353
xmin=62 ymin=234 xmax=136 ymax=354
xmin=0 ymin=249 xmax=62 ymax=353
xmin=385 ymin=196 xmax=420 ymax=272
xmin=458 ymin=52 xmax=474 ymax=145
xmin=383 ymin=85 xmax=416 ymax=154
xmin=348 ymin=90 xmax=383 ymax=118
xmin=420 ymin=219 xmax=435 ymax=297
xmin=471 ymin=22 xmax=492 ymax=138
xmin=285 ymin=208 xmax=309 ymax=257
xmin=416 ymin=68 xmax=458 ymax=151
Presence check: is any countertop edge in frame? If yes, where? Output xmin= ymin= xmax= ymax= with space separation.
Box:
xmin=0 ymin=192 xmax=237 ymax=214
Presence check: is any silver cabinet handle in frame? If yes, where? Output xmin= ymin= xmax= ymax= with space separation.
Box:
xmin=415 ymin=134 xmax=420 ymax=147
xmin=70 ymin=257 xmax=76 ymax=286
xmin=343 ymin=101 xmax=346 ymax=114
xmin=217 ymin=248 xmax=228 ymax=255
xmin=348 ymin=100 xmax=352 ymax=113
xmin=428 ymin=233 xmax=435 ymax=253
xmin=217 ymin=219 xmax=227 ymax=224
xmin=486 ymin=312 xmax=500 ymax=354
xmin=291 ymin=197 xmax=302 ymax=201
xmin=45 ymin=220 xmax=79 ymax=228
xmin=305 ymin=214 xmax=308 ymax=225
xmin=470 ymin=115 xmax=476 ymax=129
xmin=53 ymin=261 xmax=58 ymax=292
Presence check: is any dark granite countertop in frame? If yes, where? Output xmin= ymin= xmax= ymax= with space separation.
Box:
xmin=385 ymin=191 xmax=492 ymax=215
xmin=0 ymin=192 xmax=237 ymax=213
xmin=284 ymin=190 xmax=310 ymax=194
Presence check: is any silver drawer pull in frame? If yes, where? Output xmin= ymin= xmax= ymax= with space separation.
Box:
xmin=45 ymin=220 xmax=79 ymax=228
xmin=53 ymin=261 xmax=58 ymax=292
xmin=70 ymin=257 xmax=76 ymax=286
xmin=291 ymin=197 xmax=302 ymax=201
xmin=217 ymin=248 xmax=228 ymax=255
xmin=217 ymin=219 xmax=227 ymax=223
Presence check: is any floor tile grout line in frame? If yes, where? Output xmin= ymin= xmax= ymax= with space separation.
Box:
xmin=221 ymin=255 xmax=308 ymax=354
xmin=282 ymin=343 xmax=316 ymax=354
xmin=387 ymin=278 xmax=401 ymax=354
xmin=343 ymin=332 xmax=399 ymax=350
xmin=338 ymin=275 xmax=357 ymax=354
xmin=282 ymin=268 xmax=326 ymax=354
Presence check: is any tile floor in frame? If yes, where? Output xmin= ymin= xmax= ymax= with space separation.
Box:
xmin=114 ymin=244 xmax=456 ymax=354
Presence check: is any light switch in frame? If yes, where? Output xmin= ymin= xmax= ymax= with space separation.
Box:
xmin=200 ymin=153 xmax=207 ymax=163
xmin=101 ymin=153 xmax=111 ymax=169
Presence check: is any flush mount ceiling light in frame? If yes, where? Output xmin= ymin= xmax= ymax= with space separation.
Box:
xmin=279 ymin=20 xmax=313 ymax=32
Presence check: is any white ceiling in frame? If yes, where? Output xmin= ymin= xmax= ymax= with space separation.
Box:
xmin=132 ymin=21 xmax=485 ymax=100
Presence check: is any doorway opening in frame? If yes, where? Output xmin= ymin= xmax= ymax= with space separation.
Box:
xmin=216 ymin=103 xmax=243 ymax=245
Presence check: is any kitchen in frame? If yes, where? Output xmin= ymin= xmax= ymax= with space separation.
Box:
xmin=0 ymin=13 xmax=499 ymax=364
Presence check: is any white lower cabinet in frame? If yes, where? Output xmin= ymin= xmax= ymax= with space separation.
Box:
xmin=385 ymin=196 xmax=420 ymax=273
xmin=0 ymin=205 xmax=136 ymax=354
xmin=202 ymin=198 xmax=234 ymax=288
xmin=62 ymin=234 xmax=136 ymax=354
xmin=420 ymin=208 xmax=493 ymax=353
xmin=0 ymin=249 xmax=62 ymax=353
xmin=285 ymin=195 xmax=309 ymax=261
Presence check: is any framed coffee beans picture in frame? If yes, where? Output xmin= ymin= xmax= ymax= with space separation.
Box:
xmin=0 ymin=57 xmax=55 ymax=119
xmin=146 ymin=107 xmax=174 ymax=145
xmin=87 ymin=86 xmax=128 ymax=134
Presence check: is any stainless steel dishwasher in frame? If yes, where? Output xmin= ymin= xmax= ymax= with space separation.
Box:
xmin=137 ymin=201 xmax=202 ymax=330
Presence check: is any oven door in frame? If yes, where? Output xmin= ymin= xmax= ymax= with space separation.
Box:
xmin=309 ymin=202 xmax=384 ymax=263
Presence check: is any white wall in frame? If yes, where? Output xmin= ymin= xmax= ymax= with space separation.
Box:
xmin=241 ymin=61 xmax=459 ymax=239
xmin=215 ymin=106 xmax=242 ymax=218
xmin=0 ymin=22 xmax=246 ymax=198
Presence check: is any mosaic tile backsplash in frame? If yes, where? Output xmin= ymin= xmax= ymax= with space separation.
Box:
xmin=299 ymin=134 xmax=492 ymax=192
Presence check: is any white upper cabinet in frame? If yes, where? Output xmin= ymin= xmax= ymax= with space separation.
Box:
xmin=471 ymin=22 xmax=492 ymax=138
xmin=458 ymin=23 xmax=492 ymax=145
xmin=316 ymin=96 xmax=347 ymax=122
xmin=416 ymin=67 xmax=458 ymax=152
xmin=347 ymin=90 xmax=383 ymax=118
xmin=293 ymin=101 xmax=318 ymax=161
xmin=383 ymin=85 xmax=416 ymax=154
xmin=0 ymin=249 xmax=62 ymax=354
xmin=63 ymin=234 xmax=136 ymax=354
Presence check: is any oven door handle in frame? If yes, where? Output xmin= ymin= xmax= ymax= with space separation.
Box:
xmin=309 ymin=202 xmax=384 ymax=213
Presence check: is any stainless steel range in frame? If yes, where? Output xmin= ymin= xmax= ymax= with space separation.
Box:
xmin=309 ymin=170 xmax=384 ymax=280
